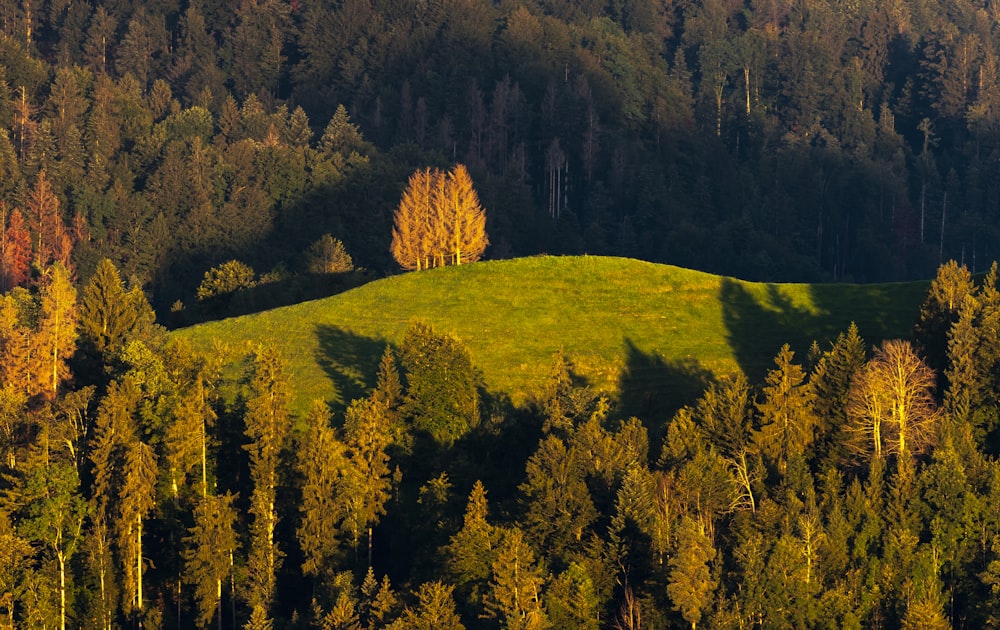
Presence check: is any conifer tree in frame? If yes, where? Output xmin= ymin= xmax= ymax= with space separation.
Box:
xmin=243 ymin=346 xmax=291 ymax=619
xmin=36 ymin=263 xmax=77 ymax=401
xmin=667 ymin=515 xmax=717 ymax=630
xmin=342 ymin=396 xmax=393 ymax=567
xmin=444 ymin=480 xmax=497 ymax=606
xmin=296 ymin=401 xmax=349 ymax=579
xmin=117 ymin=438 xmax=157 ymax=624
xmin=809 ymin=323 xmax=866 ymax=463
xmin=756 ymin=344 xmax=815 ymax=475
xmin=79 ymin=258 xmax=155 ymax=361
xmin=393 ymin=581 xmax=465 ymax=630
xmin=391 ymin=167 xmax=438 ymax=271
xmin=183 ymin=492 xmax=238 ymax=629
xmin=0 ymin=205 xmax=31 ymax=291
xmin=26 ymin=171 xmax=73 ymax=271
xmin=400 ymin=322 xmax=480 ymax=447
xmin=482 ymin=526 xmax=550 ymax=630
xmin=391 ymin=165 xmax=488 ymax=270
xmin=443 ymin=164 xmax=489 ymax=265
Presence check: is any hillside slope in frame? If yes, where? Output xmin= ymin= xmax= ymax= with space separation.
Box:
xmin=174 ymin=256 xmax=928 ymax=417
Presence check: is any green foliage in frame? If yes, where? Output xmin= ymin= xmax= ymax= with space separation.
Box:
xmin=306 ymin=234 xmax=355 ymax=274
xmin=196 ymin=260 xmax=257 ymax=302
xmin=400 ymin=322 xmax=480 ymax=447
xmin=667 ymin=516 xmax=717 ymax=629
xmin=79 ymin=259 xmax=156 ymax=359
xmin=183 ymin=492 xmax=238 ymax=628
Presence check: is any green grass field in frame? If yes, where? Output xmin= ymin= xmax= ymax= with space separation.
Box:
xmin=173 ymin=256 xmax=929 ymax=418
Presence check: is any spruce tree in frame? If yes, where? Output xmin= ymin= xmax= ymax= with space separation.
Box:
xmin=243 ymin=346 xmax=291 ymax=619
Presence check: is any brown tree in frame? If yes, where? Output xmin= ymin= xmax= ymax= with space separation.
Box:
xmin=390 ymin=164 xmax=488 ymax=270
xmin=847 ymin=339 xmax=938 ymax=462
xmin=0 ymin=205 xmax=31 ymax=291
xmin=26 ymin=171 xmax=73 ymax=272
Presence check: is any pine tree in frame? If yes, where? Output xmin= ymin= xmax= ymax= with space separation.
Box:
xmin=26 ymin=171 xmax=73 ymax=271
xmin=79 ymin=258 xmax=155 ymax=360
xmin=391 ymin=167 xmax=439 ymax=271
xmin=393 ymin=581 xmax=465 ymax=630
xmin=296 ymin=401 xmax=349 ymax=579
xmin=443 ymin=164 xmax=489 ymax=265
xmin=400 ymin=322 xmax=480 ymax=447
xmin=183 ymin=492 xmax=238 ymax=629
xmin=756 ymin=344 xmax=815 ymax=475
xmin=117 ymin=438 xmax=157 ymax=624
xmin=391 ymin=165 xmax=489 ymax=270
xmin=444 ymin=480 xmax=497 ymax=606
xmin=36 ymin=263 xmax=77 ymax=401
xmin=243 ymin=346 xmax=291 ymax=617
xmin=482 ymin=527 xmax=550 ymax=630
xmin=0 ymin=205 xmax=31 ymax=291
xmin=667 ymin=515 xmax=717 ymax=630
xmin=342 ymin=396 xmax=393 ymax=567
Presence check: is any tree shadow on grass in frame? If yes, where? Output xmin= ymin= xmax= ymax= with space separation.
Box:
xmin=617 ymin=338 xmax=715 ymax=447
xmin=720 ymin=277 xmax=925 ymax=384
xmin=313 ymin=323 xmax=390 ymax=414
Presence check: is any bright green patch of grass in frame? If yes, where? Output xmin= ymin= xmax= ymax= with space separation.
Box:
xmin=173 ymin=256 xmax=928 ymax=417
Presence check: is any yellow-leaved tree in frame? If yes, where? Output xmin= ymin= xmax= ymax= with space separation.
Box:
xmin=391 ymin=164 xmax=488 ymax=270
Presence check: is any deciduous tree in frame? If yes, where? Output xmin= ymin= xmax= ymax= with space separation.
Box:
xmin=847 ymin=339 xmax=938 ymax=462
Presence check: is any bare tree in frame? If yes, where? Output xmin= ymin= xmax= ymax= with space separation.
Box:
xmin=847 ymin=339 xmax=938 ymax=462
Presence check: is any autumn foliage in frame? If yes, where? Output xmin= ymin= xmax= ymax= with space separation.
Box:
xmin=391 ymin=164 xmax=488 ymax=271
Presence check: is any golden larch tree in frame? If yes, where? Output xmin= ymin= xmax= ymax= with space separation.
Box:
xmin=444 ymin=164 xmax=488 ymax=265
xmin=391 ymin=164 xmax=488 ymax=270
xmin=391 ymin=167 xmax=439 ymax=271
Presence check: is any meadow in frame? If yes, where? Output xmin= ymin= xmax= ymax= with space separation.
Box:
xmin=174 ymin=256 xmax=929 ymax=417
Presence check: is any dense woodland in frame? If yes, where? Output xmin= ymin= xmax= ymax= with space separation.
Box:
xmin=5 ymin=0 xmax=1000 ymax=628
xmin=3 ymin=0 xmax=1000 ymax=311
xmin=6 ymin=255 xmax=1000 ymax=629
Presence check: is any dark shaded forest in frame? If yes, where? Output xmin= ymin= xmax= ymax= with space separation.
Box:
xmin=1 ymin=0 xmax=1000 ymax=314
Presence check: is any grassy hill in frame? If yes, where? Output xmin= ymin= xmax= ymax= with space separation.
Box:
xmin=173 ymin=256 xmax=929 ymax=419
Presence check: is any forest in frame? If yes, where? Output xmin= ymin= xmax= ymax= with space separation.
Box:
xmin=1 ymin=0 xmax=1000 ymax=312
xmin=3 ymin=0 xmax=1000 ymax=627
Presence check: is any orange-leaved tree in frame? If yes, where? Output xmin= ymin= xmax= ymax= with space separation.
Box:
xmin=391 ymin=164 xmax=488 ymax=270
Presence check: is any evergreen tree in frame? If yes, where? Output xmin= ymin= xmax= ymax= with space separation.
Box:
xmin=36 ymin=263 xmax=78 ymax=401
xmin=296 ymin=401 xmax=349 ymax=579
xmin=667 ymin=515 xmax=717 ymax=630
xmin=78 ymin=258 xmax=155 ymax=362
xmin=482 ymin=526 xmax=551 ymax=630
xmin=183 ymin=492 xmax=238 ymax=629
xmin=243 ymin=346 xmax=292 ymax=618
xmin=400 ymin=322 xmax=480 ymax=447
xmin=342 ymin=396 xmax=393 ymax=568
xmin=391 ymin=581 xmax=464 ymax=630
xmin=756 ymin=344 xmax=815 ymax=476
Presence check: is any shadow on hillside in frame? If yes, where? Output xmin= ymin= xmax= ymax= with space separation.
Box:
xmin=314 ymin=323 xmax=389 ymax=413
xmin=617 ymin=339 xmax=714 ymax=444
xmin=170 ymin=271 xmax=374 ymax=329
xmin=719 ymin=277 xmax=924 ymax=382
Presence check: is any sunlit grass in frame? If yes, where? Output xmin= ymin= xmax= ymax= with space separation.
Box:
xmin=173 ymin=256 xmax=928 ymax=417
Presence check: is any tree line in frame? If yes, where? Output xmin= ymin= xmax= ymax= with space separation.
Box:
xmin=3 ymin=256 xmax=1000 ymax=628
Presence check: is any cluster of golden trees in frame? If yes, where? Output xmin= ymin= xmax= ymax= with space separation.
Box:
xmin=391 ymin=165 xmax=488 ymax=271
